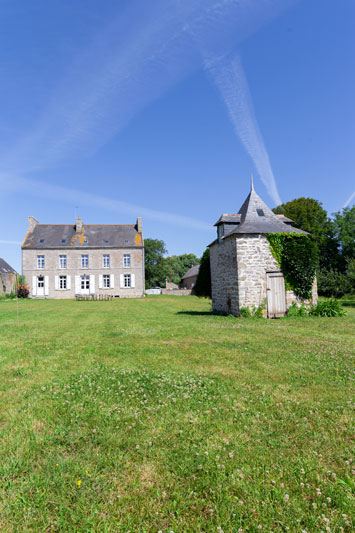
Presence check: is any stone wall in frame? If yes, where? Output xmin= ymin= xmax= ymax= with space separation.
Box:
xmin=210 ymin=233 xmax=318 ymax=316
xmin=210 ymin=237 xmax=239 ymax=314
xmin=236 ymin=234 xmax=279 ymax=310
xmin=22 ymin=247 xmax=144 ymax=299
xmin=0 ymin=273 xmax=16 ymax=294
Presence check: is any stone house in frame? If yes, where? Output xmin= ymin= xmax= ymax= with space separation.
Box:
xmin=0 ymin=258 xmax=17 ymax=295
xmin=180 ymin=265 xmax=200 ymax=290
xmin=22 ymin=216 xmax=144 ymax=299
xmin=209 ymin=181 xmax=317 ymax=317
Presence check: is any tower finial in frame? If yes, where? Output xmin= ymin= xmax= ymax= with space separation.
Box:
xmin=251 ymin=173 xmax=254 ymax=191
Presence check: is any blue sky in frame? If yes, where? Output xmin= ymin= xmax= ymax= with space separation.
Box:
xmin=1 ymin=0 xmax=354 ymax=272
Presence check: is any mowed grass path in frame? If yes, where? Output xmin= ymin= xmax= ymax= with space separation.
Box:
xmin=0 ymin=296 xmax=354 ymax=532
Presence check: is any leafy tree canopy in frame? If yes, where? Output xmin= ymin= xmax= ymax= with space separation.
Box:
xmin=273 ymin=197 xmax=339 ymax=270
xmin=144 ymin=240 xmax=200 ymax=288
xmin=332 ymin=206 xmax=355 ymax=264
xmin=194 ymin=248 xmax=211 ymax=298
xmin=168 ymin=254 xmax=200 ymax=285
xmin=144 ymin=238 xmax=167 ymax=289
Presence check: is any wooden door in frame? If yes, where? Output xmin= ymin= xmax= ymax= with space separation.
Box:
xmin=266 ymin=272 xmax=286 ymax=318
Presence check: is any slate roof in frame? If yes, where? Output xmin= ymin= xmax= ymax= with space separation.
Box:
xmin=214 ymin=214 xmax=241 ymax=226
xmin=230 ymin=182 xmax=306 ymax=234
xmin=0 ymin=258 xmax=17 ymax=274
xmin=209 ymin=180 xmax=307 ymax=247
xmin=22 ymin=222 xmax=143 ymax=249
xmin=182 ymin=265 xmax=200 ymax=279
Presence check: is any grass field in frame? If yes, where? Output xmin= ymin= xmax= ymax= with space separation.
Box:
xmin=0 ymin=296 xmax=354 ymax=532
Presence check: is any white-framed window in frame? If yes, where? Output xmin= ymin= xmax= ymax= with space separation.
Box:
xmin=103 ymin=254 xmax=110 ymax=268
xmin=103 ymin=274 xmax=110 ymax=288
xmin=59 ymin=275 xmax=67 ymax=289
xmin=37 ymin=255 xmax=45 ymax=269
xmin=123 ymin=253 xmax=131 ymax=267
xmin=81 ymin=275 xmax=90 ymax=290
xmin=59 ymin=255 xmax=67 ymax=269
xmin=124 ymin=273 xmax=131 ymax=287
xmin=81 ymin=255 xmax=89 ymax=268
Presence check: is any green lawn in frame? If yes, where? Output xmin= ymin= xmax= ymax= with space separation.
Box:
xmin=0 ymin=296 xmax=354 ymax=532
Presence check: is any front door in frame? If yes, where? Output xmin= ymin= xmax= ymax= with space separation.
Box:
xmin=81 ymin=275 xmax=90 ymax=295
xmin=266 ymin=272 xmax=286 ymax=318
xmin=37 ymin=276 xmax=44 ymax=297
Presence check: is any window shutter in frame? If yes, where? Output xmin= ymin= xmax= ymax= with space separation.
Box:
xmin=131 ymin=274 xmax=135 ymax=288
xmin=32 ymin=276 xmax=37 ymax=296
xmin=120 ymin=274 xmax=124 ymax=288
xmin=111 ymin=274 xmax=114 ymax=288
xmin=55 ymin=276 xmax=59 ymax=290
xmin=67 ymin=275 xmax=71 ymax=290
xmin=75 ymin=275 xmax=80 ymax=294
xmin=44 ymin=276 xmax=49 ymax=296
xmin=90 ymin=275 xmax=95 ymax=294
xmin=99 ymin=275 xmax=103 ymax=289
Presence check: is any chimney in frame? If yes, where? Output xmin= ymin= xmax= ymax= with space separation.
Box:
xmin=75 ymin=217 xmax=83 ymax=232
xmin=136 ymin=217 xmax=142 ymax=233
xmin=28 ymin=216 xmax=39 ymax=231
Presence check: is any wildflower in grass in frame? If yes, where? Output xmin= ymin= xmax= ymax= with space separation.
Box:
xmin=284 ymin=494 xmax=290 ymax=502
xmin=77 ymin=480 xmax=82 ymax=487
xmin=55 ymin=463 xmax=59 ymax=467
xmin=85 ymin=470 xmax=89 ymax=474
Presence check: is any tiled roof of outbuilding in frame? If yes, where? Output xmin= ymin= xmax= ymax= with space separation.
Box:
xmin=181 ymin=265 xmax=200 ymax=279
xmin=228 ymin=181 xmax=307 ymax=236
xmin=22 ymin=223 xmax=143 ymax=249
xmin=0 ymin=258 xmax=17 ymax=274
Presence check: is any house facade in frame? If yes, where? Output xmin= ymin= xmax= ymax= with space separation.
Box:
xmin=22 ymin=216 xmax=144 ymax=299
xmin=0 ymin=258 xmax=17 ymax=295
xmin=209 ymin=181 xmax=317 ymax=317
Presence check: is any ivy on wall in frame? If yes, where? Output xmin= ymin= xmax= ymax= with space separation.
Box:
xmin=266 ymin=233 xmax=318 ymax=299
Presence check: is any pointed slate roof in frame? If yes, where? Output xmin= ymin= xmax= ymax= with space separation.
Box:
xmin=229 ymin=180 xmax=307 ymax=235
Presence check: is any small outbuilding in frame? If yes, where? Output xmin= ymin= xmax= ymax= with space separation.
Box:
xmin=209 ymin=180 xmax=318 ymax=317
xmin=0 ymin=258 xmax=17 ymax=295
xmin=180 ymin=265 xmax=200 ymax=290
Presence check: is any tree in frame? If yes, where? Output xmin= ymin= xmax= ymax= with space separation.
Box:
xmin=332 ymin=206 xmax=355 ymax=267
xmin=168 ymin=254 xmax=200 ymax=285
xmin=144 ymin=238 xmax=168 ymax=288
xmin=273 ymin=198 xmax=339 ymax=270
xmin=194 ymin=248 xmax=211 ymax=298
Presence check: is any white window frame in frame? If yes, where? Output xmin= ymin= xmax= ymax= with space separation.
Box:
xmin=37 ymin=255 xmax=45 ymax=269
xmin=59 ymin=275 xmax=67 ymax=290
xmin=59 ymin=255 xmax=67 ymax=269
xmin=81 ymin=255 xmax=89 ymax=268
xmin=103 ymin=274 xmax=110 ymax=288
xmin=103 ymin=254 xmax=110 ymax=268
xmin=124 ymin=273 xmax=131 ymax=288
xmin=123 ymin=254 xmax=131 ymax=267
xmin=81 ymin=275 xmax=90 ymax=290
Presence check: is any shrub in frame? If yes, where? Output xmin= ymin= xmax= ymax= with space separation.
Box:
xmin=287 ymin=302 xmax=308 ymax=317
xmin=16 ymin=284 xmax=29 ymax=299
xmin=309 ymin=298 xmax=345 ymax=317
xmin=317 ymin=269 xmax=351 ymax=298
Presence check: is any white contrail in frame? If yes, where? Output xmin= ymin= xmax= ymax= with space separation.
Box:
xmin=205 ymin=52 xmax=281 ymax=205
xmin=0 ymin=0 xmax=298 ymax=175
xmin=0 ymin=240 xmax=21 ymax=245
xmin=344 ymin=190 xmax=355 ymax=208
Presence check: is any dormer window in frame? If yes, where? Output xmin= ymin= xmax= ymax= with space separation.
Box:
xmin=217 ymin=225 xmax=224 ymax=242
xmin=39 ymin=239 xmax=44 ymax=243
xmin=61 ymin=239 xmax=66 ymax=244
xmin=257 ymin=209 xmax=265 ymax=217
